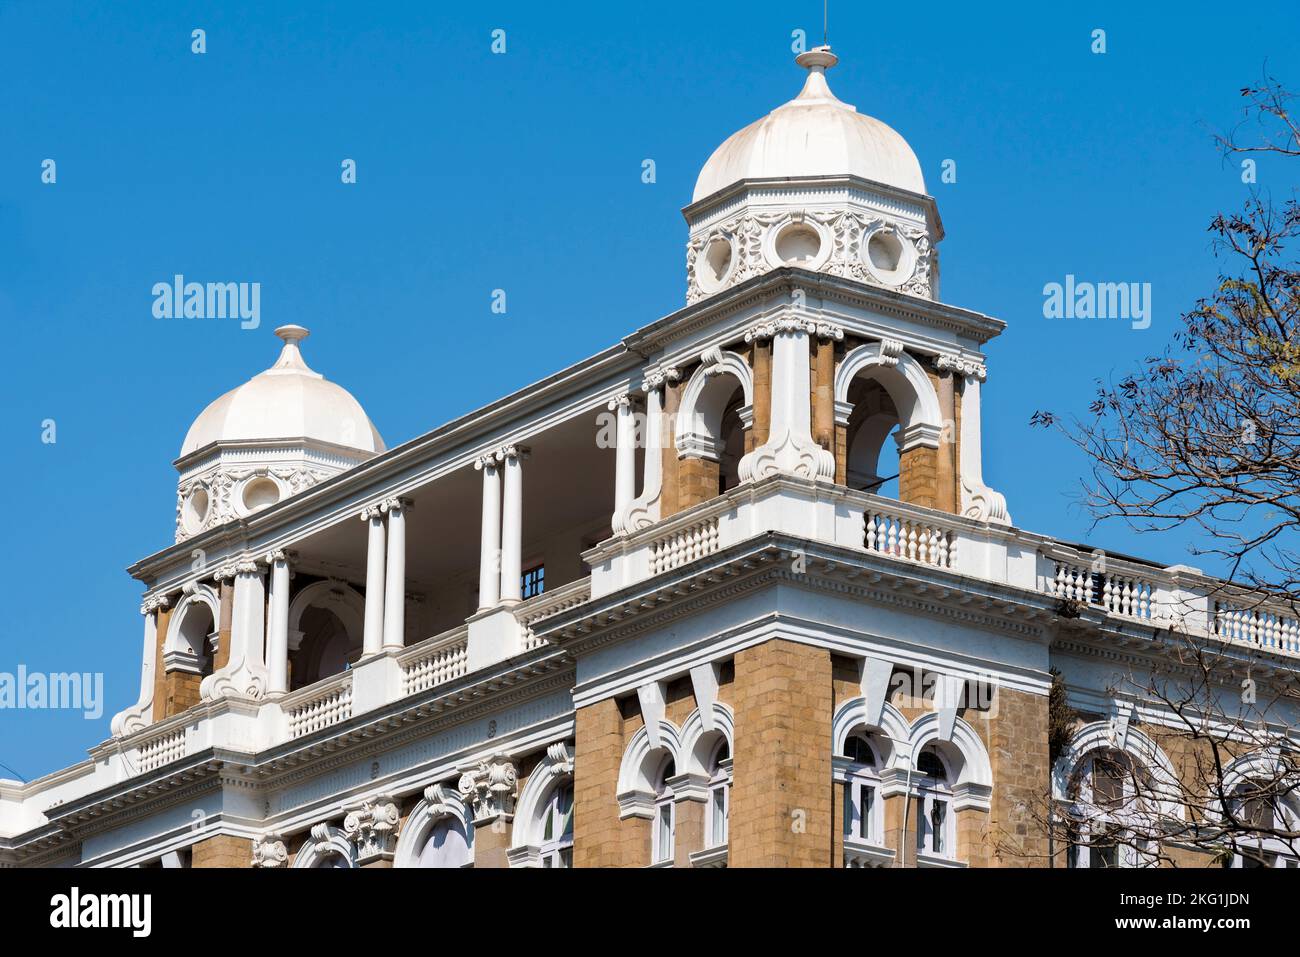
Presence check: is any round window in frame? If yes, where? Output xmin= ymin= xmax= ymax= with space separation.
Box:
xmin=774 ymin=222 xmax=823 ymax=265
xmin=182 ymin=486 xmax=210 ymax=535
xmin=241 ymin=477 xmax=281 ymax=513
xmin=862 ymin=228 xmax=915 ymax=285
xmin=696 ymin=235 xmax=734 ymax=293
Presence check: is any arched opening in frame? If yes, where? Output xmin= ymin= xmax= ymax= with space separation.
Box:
xmin=415 ymin=815 xmax=473 ymax=868
xmin=290 ymin=604 xmax=362 ymax=691
xmin=172 ymin=601 xmax=215 ymax=675
xmin=718 ymin=396 xmax=746 ymax=494
xmin=845 ymin=378 xmax=901 ymax=497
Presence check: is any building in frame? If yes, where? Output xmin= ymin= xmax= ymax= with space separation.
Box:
xmin=2 ymin=47 xmax=1296 ymax=869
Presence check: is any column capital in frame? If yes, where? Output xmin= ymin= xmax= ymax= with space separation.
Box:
xmin=358 ymin=503 xmax=384 ymax=521
xmin=935 ymin=352 xmax=987 ymax=381
xmin=499 ymin=444 xmax=530 ymax=463
xmin=140 ymin=594 xmax=172 ymax=616
xmin=343 ymin=796 xmax=400 ymax=865
xmin=379 ymin=495 xmax=414 ymax=514
xmin=607 ymin=392 xmax=634 ymax=411
xmin=743 ymin=315 xmax=840 ymax=342
xmin=233 ymin=558 xmax=263 ymax=576
xmin=263 ymin=548 xmax=296 ymax=566
xmin=474 ymin=452 xmax=499 ymax=472
xmin=458 ymin=755 xmax=518 ymax=824
xmin=250 ymin=834 xmax=288 ymax=868
xmin=212 ymin=563 xmax=239 ymax=582
xmin=641 ymin=365 xmax=681 ymax=393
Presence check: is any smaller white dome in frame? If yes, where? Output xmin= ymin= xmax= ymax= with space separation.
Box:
xmin=180 ymin=325 xmax=384 ymax=458
xmin=693 ymin=48 xmax=926 ymax=203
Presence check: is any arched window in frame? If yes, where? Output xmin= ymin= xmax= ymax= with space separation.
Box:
xmin=707 ymin=739 xmax=730 ymax=848
xmin=416 ymin=816 xmax=473 ymax=868
xmin=841 ymin=733 xmax=883 ymax=847
xmin=1065 ymin=748 xmax=1148 ymax=868
xmin=653 ymin=756 xmax=676 ymax=865
xmin=537 ymin=783 xmax=574 ymax=868
xmin=1224 ymin=781 xmax=1299 ymax=868
xmin=913 ymin=746 xmax=953 ymax=859
xmin=315 ymin=851 xmax=353 ymax=869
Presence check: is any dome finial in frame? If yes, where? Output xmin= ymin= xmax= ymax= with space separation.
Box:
xmin=795 ymin=45 xmax=838 ymax=73
xmin=270 ymin=324 xmax=317 ymax=376
xmin=792 ymin=46 xmax=842 ymax=105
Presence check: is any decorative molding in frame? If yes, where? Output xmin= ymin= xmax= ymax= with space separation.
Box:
xmin=457 ymin=755 xmax=519 ymax=824
xmin=342 ymin=795 xmax=400 ymax=865
xmin=250 ymin=833 xmax=288 ymax=868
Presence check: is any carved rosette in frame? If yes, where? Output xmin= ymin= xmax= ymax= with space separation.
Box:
xmin=176 ymin=465 xmax=332 ymax=543
xmin=458 ymin=756 xmax=519 ymax=824
xmin=687 ymin=207 xmax=934 ymax=303
xmin=342 ymin=797 xmax=400 ymax=865
xmin=251 ymin=834 xmax=288 ymax=868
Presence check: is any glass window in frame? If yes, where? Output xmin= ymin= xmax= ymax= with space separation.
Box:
xmin=521 ymin=564 xmax=545 ymax=599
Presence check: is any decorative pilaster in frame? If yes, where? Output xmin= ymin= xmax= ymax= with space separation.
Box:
xmin=110 ymin=595 xmax=171 ymax=738
xmin=200 ymin=559 xmax=270 ymax=700
xmin=617 ymin=368 xmax=679 ymax=533
xmin=937 ymin=355 xmax=1011 ymax=525
xmin=609 ymin=394 xmax=637 ymax=533
xmin=474 ymin=453 xmax=502 ymax=610
xmin=458 ymin=755 xmax=519 ymax=824
xmin=360 ymin=503 xmax=386 ymax=656
xmin=381 ymin=497 xmax=412 ymax=652
xmin=250 ymin=834 xmax=288 ymax=868
xmin=737 ymin=316 xmax=839 ymax=482
xmin=343 ymin=796 xmax=401 ymax=865
xmin=265 ymin=550 xmax=293 ymax=696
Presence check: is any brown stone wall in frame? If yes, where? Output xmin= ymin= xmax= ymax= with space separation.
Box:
xmin=573 ymin=697 xmax=648 ymax=867
xmin=191 ymin=834 xmax=251 ymax=869
xmin=730 ymin=640 xmax=833 ymax=867
xmin=934 ymin=370 xmax=958 ymax=514
xmin=812 ymin=336 xmax=835 ymax=453
xmin=898 ymin=446 xmax=940 ymax=509
xmin=750 ymin=339 xmax=772 ymax=451
xmin=659 ymin=378 xmax=682 ymax=520
xmin=162 ymin=670 xmax=202 ymax=718
xmin=214 ymin=579 xmax=234 ymax=672
xmin=149 ymin=607 xmax=173 ymax=723
xmin=988 ymin=687 xmax=1051 ymax=867
xmin=677 ymin=455 xmax=720 ymax=510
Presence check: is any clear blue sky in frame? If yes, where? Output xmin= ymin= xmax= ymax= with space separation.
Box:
xmin=1 ymin=1 xmax=1296 ymax=779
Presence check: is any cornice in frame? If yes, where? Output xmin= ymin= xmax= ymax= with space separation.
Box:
xmin=621 ymin=267 xmax=1004 ymax=358
xmin=543 ymin=533 xmax=1056 ymax=660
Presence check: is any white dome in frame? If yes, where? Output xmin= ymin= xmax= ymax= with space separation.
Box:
xmin=180 ymin=325 xmax=384 ymax=458
xmin=692 ymin=48 xmax=925 ymax=203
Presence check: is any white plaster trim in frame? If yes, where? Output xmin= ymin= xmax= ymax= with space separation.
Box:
xmin=392 ymin=784 xmax=474 ymax=868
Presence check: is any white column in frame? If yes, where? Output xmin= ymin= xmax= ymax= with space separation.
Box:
xmin=610 ymin=394 xmax=636 ymax=532
xmin=475 ymin=454 xmax=502 ymax=611
xmin=110 ymin=598 xmax=167 ymax=737
xmin=499 ymin=445 xmax=526 ymax=604
xmin=382 ymin=497 xmax=410 ymax=652
xmin=617 ymin=368 xmax=677 ymax=533
xmin=266 ymin=550 xmax=291 ymax=695
xmin=361 ymin=504 xmax=386 ymax=656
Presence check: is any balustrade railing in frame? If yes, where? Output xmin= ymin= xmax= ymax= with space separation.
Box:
xmin=284 ymin=674 xmax=353 ymax=739
xmin=399 ymin=628 xmax=470 ymax=695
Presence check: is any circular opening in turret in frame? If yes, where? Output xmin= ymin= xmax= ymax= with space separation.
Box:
xmin=697 ymin=236 xmax=734 ymax=293
xmin=863 ymin=229 xmax=914 ymax=285
xmin=182 ymin=487 xmax=210 ymax=535
xmin=241 ymin=477 xmax=281 ymax=513
xmin=774 ymin=223 xmax=823 ymax=265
